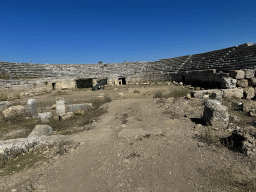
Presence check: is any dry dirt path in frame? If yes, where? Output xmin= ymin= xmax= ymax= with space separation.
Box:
xmin=2 ymin=96 xmax=254 ymax=192
xmin=27 ymin=97 xmax=247 ymax=192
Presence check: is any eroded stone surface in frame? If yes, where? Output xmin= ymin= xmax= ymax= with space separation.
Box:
xmin=28 ymin=125 xmax=53 ymax=138
xmin=2 ymin=105 xmax=25 ymax=118
xmin=67 ymin=103 xmax=92 ymax=112
xmin=229 ymin=70 xmax=245 ymax=79
xmin=221 ymin=77 xmax=237 ymax=89
xmin=202 ymin=99 xmax=229 ymax=129
xmin=38 ymin=112 xmax=52 ymax=122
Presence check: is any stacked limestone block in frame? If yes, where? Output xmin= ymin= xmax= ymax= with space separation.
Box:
xmin=229 ymin=69 xmax=255 ymax=99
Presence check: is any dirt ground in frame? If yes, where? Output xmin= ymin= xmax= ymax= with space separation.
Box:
xmin=1 ymin=84 xmax=256 ymax=192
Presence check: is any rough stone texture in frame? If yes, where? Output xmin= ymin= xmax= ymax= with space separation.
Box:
xmin=56 ymin=100 xmax=65 ymax=116
xmin=242 ymin=100 xmax=256 ymax=113
xmin=243 ymin=87 xmax=255 ymax=99
xmin=202 ymin=100 xmax=229 ymax=129
xmin=26 ymin=99 xmax=37 ymax=116
xmin=221 ymin=77 xmax=237 ymax=89
xmin=237 ymin=79 xmax=249 ymax=88
xmin=248 ymin=77 xmax=256 ymax=86
xmin=244 ymin=69 xmax=255 ymax=79
xmin=229 ymin=70 xmax=245 ymax=79
xmin=60 ymin=112 xmax=74 ymax=120
xmin=118 ymin=128 xmax=162 ymax=138
xmin=191 ymin=90 xmax=222 ymax=99
xmin=67 ymin=103 xmax=92 ymax=112
xmin=222 ymin=88 xmax=243 ymax=98
xmin=37 ymin=112 xmax=52 ymax=122
xmin=0 ymin=101 xmax=11 ymax=112
xmin=0 ymin=135 xmax=65 ymax=156
xmin=28 ymin=125 xmax=53 ymax=138
xmin=2 ymin=105 xmax=25 ymax=118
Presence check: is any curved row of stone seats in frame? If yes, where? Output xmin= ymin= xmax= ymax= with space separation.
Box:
xmin=178 ymin=43 xmax=256 ymax=72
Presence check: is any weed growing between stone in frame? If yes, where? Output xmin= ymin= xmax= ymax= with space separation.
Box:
xmin=153 ymin=88 xmax=190 ymax=99
xmin=91 ymin=95 xmax=112 ymax=109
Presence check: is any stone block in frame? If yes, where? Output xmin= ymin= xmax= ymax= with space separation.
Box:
xmin=26 ymin=99 xmax=37 ymax=116
xmin=243 ymin=87 xmax=255 ymax=99
xmin=221 ymin=77 xmax=237 ymax=89
xmin=56 ymin=100 xmax=65 ymax=116
xmin=248 ymin=77 xmax=256 ymax=86
xmin=38 ymin=112 xmax=52 ymax=122
xmin=237 ymin=79 xmax=248 ymax=88
xmin=28 ymin=125 xmax=53 ymax=138
xmin=67 ymin=103 xmax=92 ymax=112
xmin=229 ymin=70 xmax=245 ymax=79
xmin=0 ymin=101 xmax=11 ymax=112
xmin=244 ymin=69 xmax=255 ymax=79
xmin=3 ymin=105 xmax=25 ymax=118
xmin=222 ymin=88 xmax=243 ymax=98
xmin=60 ymin=112 xmax=74 ymax=120
xmin=202 ymin=100 xmax=229 ymax=129
xmin=191 ymin=91 xmax=204 ymax=99
xmin=243 ymin=100 xmax=256 ymax=113
xmin=191 ymin=90 xmax=222 ymax=99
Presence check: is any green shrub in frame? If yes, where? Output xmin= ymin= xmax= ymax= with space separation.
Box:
xmin=168 ymin=88 xmax=191 ymax=98
xmin=0 ymin=73 xmax=10 ymax=80
xmin=91 ymin=95 xmax=112 ymax=109
xmin=153 ymin=91 xmax=169 ymax=99
xmin=0 ymin=94 xmax=8 ymax=101
xmin=133 ymin=90 xmax=140 ymax=93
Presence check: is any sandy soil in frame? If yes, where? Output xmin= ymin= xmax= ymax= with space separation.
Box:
xmin=1 ymin=84 xmax=256 ymax=192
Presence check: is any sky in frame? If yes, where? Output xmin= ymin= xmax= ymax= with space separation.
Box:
xmin=0 ymin=0 xmax=256 ymax=64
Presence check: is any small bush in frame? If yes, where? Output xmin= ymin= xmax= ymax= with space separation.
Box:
xmin=0 ymin=94 xmax=8 ymax=101
xmin=91 ymin=95 xmax=112 ymax=109
xmin=15 ymin=94 xmax=21 ymax=99
xmin=168 ymin=88 xmax=191 ymax=98
xmin=0 ymin=73 xmax=10 ymax=80
xmin=133 ymin=90 xmax=140 ymax=93
xmin=153 ymin=91 xmax=169 ymax=99
xmin=53 ymin=90 xmax=68 ymax=96
xmin=44 ymin=81 xmax=48 ymax=85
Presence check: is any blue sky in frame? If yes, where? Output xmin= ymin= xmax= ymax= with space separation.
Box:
xmin=0 ymin=0 xmax=255 ymax=64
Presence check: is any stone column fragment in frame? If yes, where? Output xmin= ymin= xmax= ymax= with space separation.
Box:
xmin=26 ymin=99 xmax=37 ymax=116
xmin=56 ymin=100 xmax=65 ymax=116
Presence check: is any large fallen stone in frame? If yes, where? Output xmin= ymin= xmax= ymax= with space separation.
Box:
xmin=2 ymin=105 xmax=25 ymax=118
xmin=28 ymin=125 xmax=53 ymax=138
xmin=222 ymin=88 xmax=243 ymax=98
xmin=221 ymin=77 xmax=237 ymax=89
xmin=38 ymin=112 xmax=52 ymax=122
xmin=191 ymin=90 xmax=222 ymax=99
xmin=243 ymin=87 xmax=255 ymax=99
xmin=67 ymin=103 xmax=92 ymax=112
xmin=0 ymin=101 xmax=11 ymax=112
xmin=229 ymin=70 xmax=245 ymax=79
xmin=202 ymin=100 xmax=229 ymax=129
xmin=237 ymin=79 xmax=249 ymax=88
xmin=26 ymin=99 xmax=37 ymax=116
xmin=118 ymin=128 xmax=162 ymax=138
xmin=0 ymin=135 xmax=65 ymax=156
xmin=244 ymin=69 xmax=255 ymax=79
